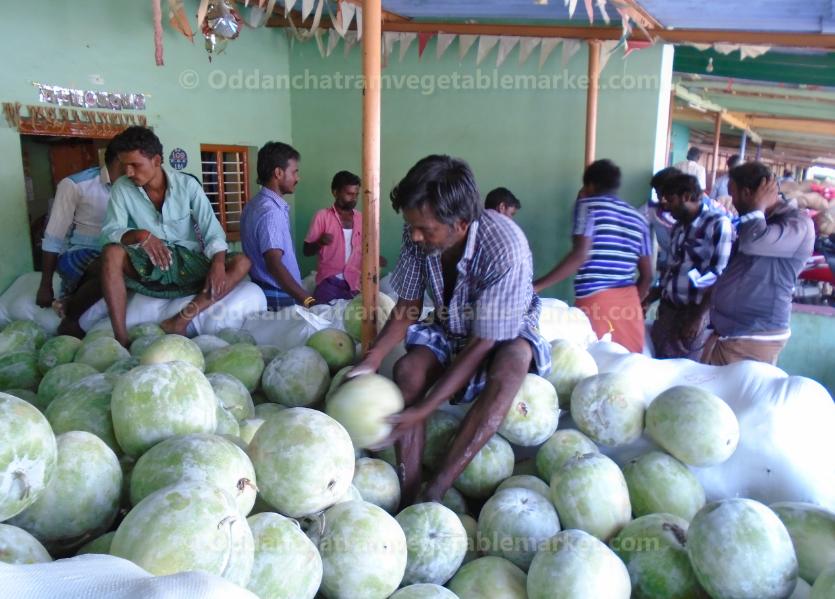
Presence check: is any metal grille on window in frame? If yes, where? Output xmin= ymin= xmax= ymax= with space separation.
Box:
xmin=200 ymin=145 xmax=249 ymax=241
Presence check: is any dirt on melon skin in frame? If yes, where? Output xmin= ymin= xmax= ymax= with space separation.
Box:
xmin=247 ymin=407 xmax=355 ymax=518
xmin=422 ymin=412 xmax=461 ymax=472
xmin=687 ymin=499 xmax=799 ymax=599
xmin=352 ymin=458 xmax=401 ymax=514
xmin=447 ymin=556 xmax=527 ymax=599
xmin=645 ymin=385 xmax=740 ymax=467
xmin=496 ymin=475 xmax=551 ymax=499
xmin=0 ymin=392 xmax=57 ymax=521
xmin=770 ymin=502 xmax=835 ymax=585
xmin=7 ymin=431 xmax=122 ymax=553
xmin=140 ymin=334 xmax=205 ymax=370
xmin=37 ymin=335 xmax=82 ymax=374
xmin=325 ymin=374 xmax=404 ymax=449
xmin=307 ymin=328 xmax=356 ymax=374
xmin=74 ymin=336 xmax=131 ymax=372
xmin=208 ymin=372 xmax=256 ymax=421
xmin=217 ymin=328 xmax=257 ymax=346
xmin=550 ymin=452 xmax=631 ymax=542
xmin=612 ymin=514 xmax=707 ymax=599
xmin=570 ymin=372 xmax=645 ymax=447
xmin=246 ymin=512 xmax=323 ymax=599
xmin=526 ymin=529 xmax=631 ymax=599
xmin=130 ymin=433 xmax=256 ymax=517
xmin=546 ymin=340 xmax=598 ymax=407
xmin=75 ymin=531 xmax=115 ymax=556
xmin=192 ymin=334 xmax=229 ymax=355
xmin=110 ymin=362 xmax=218 ymax=457
xmin=536 ymin=428 xmax=599 ymax=484
xmin=478 ymin=487 xmax=561 ymax=571
xmin=0 ymin=523 xmax=52 ymax=564
xmin=261 ymin=346 xmax=331 ymax=408
xmin=45 ymin=373 xmax=121 ymax=455
xmin=0 ymin=320 xmax=47 ymax=353
xmin=0 ymin=351 xmax=41 ymax=391
xmin=205 ymin=343 xmax=265 ymax=393
xmin=623 ymin=451 xmax=706 ymax=522
xmin=498 ymin=374 xmax=560 ymax=447
xmin=110 ymin=481 xmax=255 ymax=586
xmin=389 ymin=584 xmax=459 ymax=599
xmin=396 ymin=502 xmax=468 ymax=586
xmin=35 ymin=362 xmax=98 ymax=411
xmin=453 ymin=434 xmax=515 ymax=499
xmin=317 ymin=500 xmax=408 ymax=599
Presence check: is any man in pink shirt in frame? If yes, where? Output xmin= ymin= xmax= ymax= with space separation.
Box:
xmin=303 ymin=171 xmax=363 ymax=303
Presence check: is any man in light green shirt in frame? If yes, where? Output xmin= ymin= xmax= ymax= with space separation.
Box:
xmin=100 ymin=126 xmax=250 ymax=346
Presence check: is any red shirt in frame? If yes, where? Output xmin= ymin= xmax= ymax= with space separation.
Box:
xmin=304 ymin=206 xmax=363 ymax=292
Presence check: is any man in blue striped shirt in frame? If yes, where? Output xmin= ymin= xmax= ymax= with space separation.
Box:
xmin=535 ymin=159 xmax=653 ymax=353
xmin=649 ymin=174 xmax=733 ymax=359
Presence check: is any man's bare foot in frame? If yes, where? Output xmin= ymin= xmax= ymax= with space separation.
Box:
xmin=160 ymin=315 xmax=189 ymax=337
xmin=52 ymin=299 xmax=66 ymax=319
xmin=57 ymin=318 xmax=85 ymax=340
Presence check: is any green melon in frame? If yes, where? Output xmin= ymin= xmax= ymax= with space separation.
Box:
xmin=0 ymin=321 xmax=47 ymax=353
xmin=498 ymin=374 xmax=560 ymax=447
xmin=447 ymin=556 xmax=527 ymax=599
xmin=496 ymin=475 xmax=551 ymax=500
xmin=307 ymin=328 xmax=357 ymax=374
xmin=129 ymin=334 xmax=160 ymax=360
xmin=570 ymin=373 xmax=645 ymax=447
xmin=261 ymin=346 xmax=330 ymax=408
xmin=75 ymin=531 xmax=115 ymax=556
xmin=454 ymin=434 xmax=514 ymax=499
xmin=45 ymin=373 xmax=120 ymax=454
xmin=205 ymin=343 xmax=265 ymax=393
xmin=0 ymin=523 xmax=52 ymax=564
xmin=74 ymin=336 xmax=130 ymax=372
xmin=343 ymin=293 xmax=396 ymax=341
xmin=217 ymin=328 xmax=257 ymax=345
xmin=325 ymin=374 xmax=404 ymax=449
xmin=546 ymin=340 xmax=598 ymax=407
xmin=390 ymin=585 xmax=459 ymax=599
xmin=352 ymin=457 xmax=401 ymax=514
xmin=192 ymin=334 xmax=230 ymax=355
xmin=37 ymin=335 xmax=82 ymax=374
xmin=623 ymin=451 xmax=706 ymax=521
xmin=396 ymin=502 xmax=467 ymax=586
xmin=208 ymin=372 xmax=256 ymax=421
xmin=127 ymin=322 xmax=165 ymax=342
xmin=771 ymin=502 xmax=835 ymax=584
xmin=139 ymin=334 xmax=205 ymax=370
xmin=0 ymin=351 xmax=40 ymax=391
xmin=35 ymin=362 xmax=98 ymax=411
xmin=812 ymin=565 xmax=835 ymax=599
xmin=422 ymin=411 xmax=461 ymax=472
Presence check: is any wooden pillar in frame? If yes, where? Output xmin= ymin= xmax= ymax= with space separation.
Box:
xmin=585 ymin=40 xmax=601 ymax=166
xmin=710 ymin=112 xmax=722 ymax=193
xmin=360 ymin=0 xmax=382 ymax=350
xmin=739 ymin=131 xmax=748 ymax=162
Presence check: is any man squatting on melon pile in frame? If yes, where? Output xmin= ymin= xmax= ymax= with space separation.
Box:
xmin=349 ymin=155 xmax=551 ymax=506
xmin=99 ymin=126 xmax=251 ymax=347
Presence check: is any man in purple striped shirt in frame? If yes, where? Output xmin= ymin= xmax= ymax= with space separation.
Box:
xmin=348 ymin=155 xmax=550 ymax=507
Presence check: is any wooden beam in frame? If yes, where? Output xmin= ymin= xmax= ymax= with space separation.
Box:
xmin=748 ymin=116 xmax=835 ymax=137
xmin=673 ymin=84 xmax=762 ymax=143
xmin=360 ymin=0 xmax=382 ymax=350
xmin=619 ymin=0 xmax=663 ymax=30
xmin=665 ymin=89 xmax=675 ymax=167
xmin=585 ymin=40 xmax=601 ymax=166
xmin=265 ymin=14 xmax=835 ymax=49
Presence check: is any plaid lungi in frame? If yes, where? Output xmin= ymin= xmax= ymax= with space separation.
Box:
xmin=405 ymin=320 xmax=551 ymax=404
xmin=123 ymin=243 xmax=211 ymax=299
xmin=57 ymin=248 xmax=100 ymax=296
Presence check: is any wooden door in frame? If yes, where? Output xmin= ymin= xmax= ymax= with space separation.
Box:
xmin=49 ymin=140 xmax=97 ymax=185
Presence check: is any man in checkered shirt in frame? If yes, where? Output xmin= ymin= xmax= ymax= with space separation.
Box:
xmin=649 ymin=173 xmax=733 ymax=359
xmin=349 ymin=155 xmax=550 ymax=506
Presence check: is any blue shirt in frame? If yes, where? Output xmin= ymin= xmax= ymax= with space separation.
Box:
xmin=240 ymin=187 xmax=302 ymax=297
xmin=572 ymin=195 xmax=652 ymax=298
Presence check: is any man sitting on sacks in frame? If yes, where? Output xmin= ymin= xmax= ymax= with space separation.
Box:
xmin=99 ymin=126 xmax=250 ymax=347
xmin=348 ymin=155 xmax=551 ymax=507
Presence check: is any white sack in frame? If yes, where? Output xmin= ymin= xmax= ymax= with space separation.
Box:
xmin=0 ymin=273 xmax=61 ymax=333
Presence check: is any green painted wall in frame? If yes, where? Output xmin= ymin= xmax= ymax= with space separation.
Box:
xmin=0 ymin=0 xmax=292 ymax=293
xmin=670 ymin=122 xmax=691 ymax=166
xmin=778 ymin=311 xmax=835 ymax=396
xmin=288 ymin=40 xmax=671 ymax=301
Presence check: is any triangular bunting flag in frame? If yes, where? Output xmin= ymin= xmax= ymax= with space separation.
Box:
xmin=343 ymin=30 xmax=358 ymax=57
xmin=476 ymin=35 xmax=500 ymax=66
xmin=284 ymin=0 xmax=297 ymax=16
xmin=458 ymin=34 xmax=478 ymax=61
xmin=335 ymin=1 xmax=355 ymax=37
xmin=598 ymin=39 xmax=620 ymax=73
xmin=584 ymin=0 xmax=594 ymax=23
xmin=310 ymin=0 xmax=324 ymax=32
xmin=623 ymin=39 xmax=652 ymax=58
xmin=355 ymin=6 xmax=362 ymax=39
xmin=496 ymin=36 xmax=520 ymax=68
xmin=713 ymin=43 xmax=738 ymax=55
xmin=399 ymin=32 xmax=417 ymax=62
xmin=301 ymin=0 xmax=315 ymax=21
xmin=314 ymin=28 xmax=327 ymax=57
xmin=562 ymin=39 xmax=581 ymax=66
xmin=327 ymin=28 xmax=340 ymax=56
xmin=382 ymin=31 xmax=398 ymax=67
xmin=418 ymin=32 xmax=436 ymax=59
xmin=437 ymin=33 xmax=456 ymax=59
xmin=740 ymin=45 xmax=770 ymax=60
xmin=519 ymin=37 xmax=541 ymax=66
xmin=565 ymin=0 xmax=578 ymax=19
xmin=539 ymin=38 xmax=561 ymax=68
xmin=597 ymin=0 xmax=610 ymax=24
